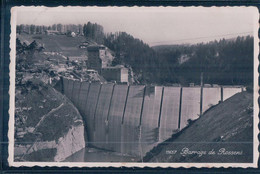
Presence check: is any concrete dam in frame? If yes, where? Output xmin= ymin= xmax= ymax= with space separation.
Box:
xmin=57 ymin=77 xmax=243 ymax=158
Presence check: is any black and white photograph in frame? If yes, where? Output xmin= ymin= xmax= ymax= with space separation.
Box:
xmin=8 ymin=6 xmax=258 ymax=167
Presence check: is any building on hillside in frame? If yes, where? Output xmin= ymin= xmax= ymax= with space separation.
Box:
xmin=99 ymin=46 xmax=106 ymax=67
xmin=101 ymin=65 xmax=128 ymax=83
xmin=67 ymin=31 xmax=76 ymax=37
xmin=79 ymin=41 xmax=95 ymax=48
xmin=45 ymin=30 xmax=60 ymax=35
xmin=79 ymin=42 xmax=89 ymax=48
xmin=79 ymin=45 xmax=88 ymax=49
xmin=86 ymin=44 xmax=115 ymax=74
xmin=86 ymin=69 xmax=98 ymax=75
xmin=68 ymin=56 xmax=87 ymax=62
xmin=86 ymin=45 xmax=106 ymax=73
xmin=71 ymin=32 xmax=76 ymax=37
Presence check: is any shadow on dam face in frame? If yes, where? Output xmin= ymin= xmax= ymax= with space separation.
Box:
xmin=58 ymin=78 xmax=243 ymax=159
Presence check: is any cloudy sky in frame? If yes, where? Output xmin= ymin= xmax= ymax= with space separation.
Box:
xmin=14 ymin=7 xmax=258 ymax=46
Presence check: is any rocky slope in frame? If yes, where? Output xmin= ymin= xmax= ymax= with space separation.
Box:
xmin=144 ymin=91 xmax=254 ymax=163
xmin=14 ymin=78 xmax=86 ymax=162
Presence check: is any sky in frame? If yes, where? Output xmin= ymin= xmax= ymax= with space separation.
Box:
xmin=14 ymin=7 xmax=258 ymax=46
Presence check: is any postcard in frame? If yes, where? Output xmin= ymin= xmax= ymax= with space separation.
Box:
xmin=8 ymin=6 xmax=259 ymax=168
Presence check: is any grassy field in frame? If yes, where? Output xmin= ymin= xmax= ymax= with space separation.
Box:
xmin=17 ymin=33 xmax=88 ymax=57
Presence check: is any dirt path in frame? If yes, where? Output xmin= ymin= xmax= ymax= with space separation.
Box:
xmin=34 ymin=103 xmax=64 ymax=131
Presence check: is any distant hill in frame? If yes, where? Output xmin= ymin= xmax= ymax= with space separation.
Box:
xmin=150 ymin=36 xmax=254 ymax=85
xmin=152 ymin=44 xmax=191 ymax=51
xmin=152 ymin=44 xmax=196 ymax=65
xmin=152 ymin=37 xmax=238 ymax=50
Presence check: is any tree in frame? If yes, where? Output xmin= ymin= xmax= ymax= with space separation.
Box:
xmin=52 ymin=24 xmax=57 ymax=31
xmin=57 ymin=24 xmax=63 ymax=32
xmin=83 ymin=24 xmax=87 ymax=37
xmin=16 ymin=25 xmax=21 ymax=34
xmin=78 ymin=24 xmax=83 ymax=35
xmin=30 ymin=25 xmax=36 ymax=34
xmin=36 ymin=26 xmax=40 ymax=34
xmin=85 ymin=22 xmax=92 ymax=38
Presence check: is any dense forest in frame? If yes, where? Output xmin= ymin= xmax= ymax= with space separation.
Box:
xmin=78 ymin=22 xmax=254 ymax=85
xmin=104 ymin=32 xmax=160 ymax=83
xmin=83 ymin=22 xmax=105 ymax=44
xmin=153 ymin=36 xmax=253 ymax=85
xmin=103 ymin=32 xmax=253 ymax=86
xmin=17 ymin=24 xmax=85 ymax=35
xmin=17 ymin=22 xmax=254 ymax=86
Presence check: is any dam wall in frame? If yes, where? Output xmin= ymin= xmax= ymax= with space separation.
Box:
xmin=60 ymin=78 xmax=243 ymax=157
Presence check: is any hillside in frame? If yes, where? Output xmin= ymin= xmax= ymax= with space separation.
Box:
xmin=15 ymin=78 xmax=85 ymax=161
xmin=144 ymin=91 xmax=253 ymax=163
xmin=17 ymin=33 xmax=87 ymax=57
xmin=104 ymin=32 xmax=253 ymax=86
xmin=17 ymin=23 xmax=253 ymax=86
xmin=152 ymin=36 xmax=253 ymax=85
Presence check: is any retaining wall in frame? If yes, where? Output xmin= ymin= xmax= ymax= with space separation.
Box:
xmin=60 ymin=78 xmax=243 ymax=158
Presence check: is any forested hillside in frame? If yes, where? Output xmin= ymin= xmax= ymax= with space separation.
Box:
xmin=81 ymin=22 xmax=253 ymax=85
xmin=83 ymin=22 xmax=105 ymax=44
xmin=80 ymin=21 xmax=254 ymax=86
xmin=153 ymin=36 xmax=253 ymax=85
xmin=104 ymin=32 xmax=160 ymax=83
xmin=103 ymin=32 xmax=253 ymax=86
xmin=18 ymin=22 xmax=253 ymax=85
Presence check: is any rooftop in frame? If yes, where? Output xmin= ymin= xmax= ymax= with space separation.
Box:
xmin=87 ymin=45 xmax=106 ymax=51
